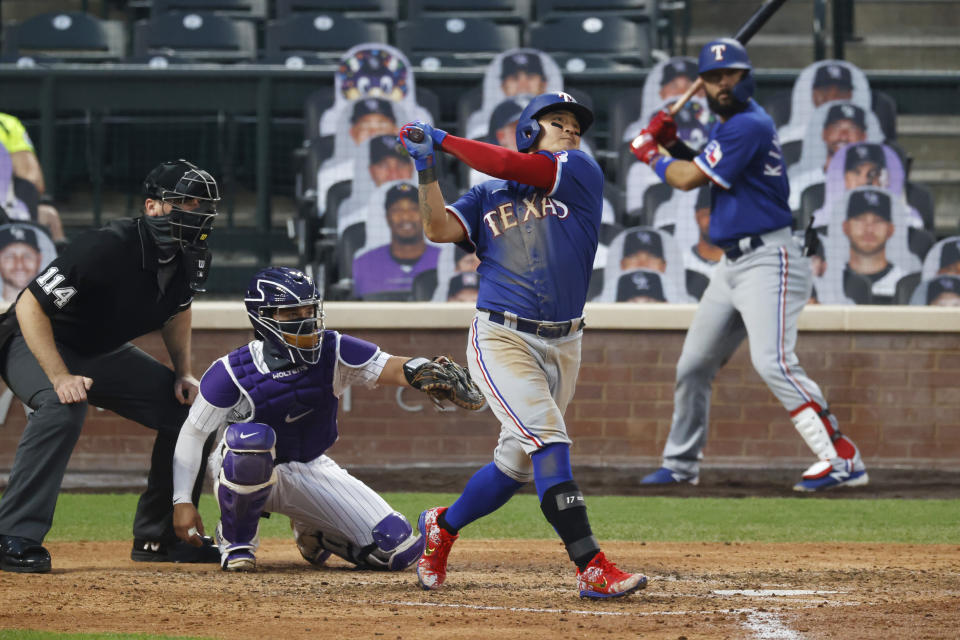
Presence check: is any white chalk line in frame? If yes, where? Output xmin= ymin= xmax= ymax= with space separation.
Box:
xmin=374 ymin=600 xmax=756 ymax=617
xmin=370 ymin=596 xmax=864 ymax=620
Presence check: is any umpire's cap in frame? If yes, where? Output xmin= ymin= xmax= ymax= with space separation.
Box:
xmin=515 ymin=91 xmax=594 ymax=152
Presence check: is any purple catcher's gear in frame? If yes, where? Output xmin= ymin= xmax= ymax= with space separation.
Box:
xmin=368 ymin=511 xmax=425 ymax=571
xmin=245 ymin=267 xmax=325 ymax=366
xmin=338 ymin=333 xmax=379 ymax=367
xmin=364 ymin=511 xmax=425 ymax=570
xmin=227 ymin=339 xmax=339 ymax=463
xmin=217 ymin=423 xmax=277 ymax=556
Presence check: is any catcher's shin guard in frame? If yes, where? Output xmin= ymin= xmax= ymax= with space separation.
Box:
xmin=215 ymin=423 xmax=277 ymax=565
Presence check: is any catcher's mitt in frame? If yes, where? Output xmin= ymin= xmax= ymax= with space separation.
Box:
xmin=403 ymin=356 xmax=485 ymax=411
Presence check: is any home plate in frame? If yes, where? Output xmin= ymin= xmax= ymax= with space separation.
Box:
xmin=714 ymin=589 xmax=841 ymax=597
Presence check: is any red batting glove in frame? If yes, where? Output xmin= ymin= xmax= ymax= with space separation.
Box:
xmin=647 ymin=110 xmax=677 ymax=146
xmin=630 ymin=130 xmax=660 ymax=165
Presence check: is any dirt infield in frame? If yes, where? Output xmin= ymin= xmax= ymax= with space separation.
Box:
xmin=1 ymin=539 xmax=957 ymax=639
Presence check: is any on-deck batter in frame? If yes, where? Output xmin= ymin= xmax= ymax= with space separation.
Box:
xmin=630 ymin=38 xmax=868 ymax=492
xmin=399 ymin=92 xmax=647 ymax=599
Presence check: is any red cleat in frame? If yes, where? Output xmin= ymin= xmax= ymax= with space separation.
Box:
xmin=576 ymin=551 xmax=648 ymax=599
xmin=416 ymin=507 xmax=458 ymax=590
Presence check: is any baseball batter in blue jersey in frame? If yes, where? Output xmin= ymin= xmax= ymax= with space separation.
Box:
xmin=631 ymin=39 xmax=868 ymax=492
xmin=398 ymin=92 xmax=647 ymax=599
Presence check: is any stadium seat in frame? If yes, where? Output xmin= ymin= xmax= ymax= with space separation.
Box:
xmin=406 ymin=0 xmax=532 ymax=24
xmin=872 ymin=91 xmax=898 ymax=141
xmin=908 ymin=227 xmax=936 ymax=262
xmin=526 ymin=16 xmax=651 ymax=70
xmin=763 ymin=90 xmax=792 ymax=128
xmin=2 ymin=12 xmax=126 ymax=62
xmin=587 ymin=268 xmax=604 ymax=302
xmin=894 ymin=272 xmax=921 ymax=305
xmin=12 ymin=177 xmax=40 ymax=220
xmin=843 ymin=269 xmax=874 ymax=305
xmin=302 ymin=89 xmax=335 ymax=140
xmin=606 ymin=87 xmax=646 ymax=159
xmin=906 ymin=181 xmax=935 ymax=231
xmin=293 ymin=136 xmax=333 ymax=218
xmin=151 ymin=0 xmax=268 ymax=21
xmin=361 ymin=290 xmax=412 ymax=301
xmin=323 ymin=179 xmax=352 ymax=227
xmin=336 ymin=222 xmax=366 ymax=281
xmin=133 ymin=12 xmax=257 ymax=62
xmin=535 ymin=0 xmax=651 ymax=22
xmin=395 ymin=17 xmax=521 ymax=68
xmin=797 ymin=182 xmax=825 ymax=230
xmin=265 ymin=13 xmax=388 ymax=65
xmin=604 ymin=182 xmax=626 ymax=226
xmin=411 ymin=268 xmax=438 ymax=301
xmin=275 ymin=0 xmax=399 ymax=22
xmin=782 ymin=139 xmax=803 ymax=168
xmin=633 ymin=182 xmax=672 ymax=228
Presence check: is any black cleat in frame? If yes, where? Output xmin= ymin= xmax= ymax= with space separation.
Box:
xmin=0 ymin=535 xmax=52 ymax=573
xmin=131 ymin=536 xmax=220 ymax=563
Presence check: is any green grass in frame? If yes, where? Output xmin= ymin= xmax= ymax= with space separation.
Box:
xmin=38 ymin=492 xmax=960 ymax=545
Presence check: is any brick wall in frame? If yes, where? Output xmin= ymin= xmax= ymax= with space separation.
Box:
xmin=2 ymin=326 xmax=957 ymax=475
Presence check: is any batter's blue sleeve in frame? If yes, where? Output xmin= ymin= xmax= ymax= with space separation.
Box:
xmin=694 ymin=117 xmax=763 ymax=190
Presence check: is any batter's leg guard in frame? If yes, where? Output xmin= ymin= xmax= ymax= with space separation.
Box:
xmin=215 ymin=423 xmax=278 ymax=571
xmin=790 ymin=403 xmax=868 ymax=492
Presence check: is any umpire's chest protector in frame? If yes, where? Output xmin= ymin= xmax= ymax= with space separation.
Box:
xmin=227 ymin=342 xmax=339 ymax=463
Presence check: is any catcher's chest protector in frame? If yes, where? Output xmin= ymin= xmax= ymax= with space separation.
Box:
xmin=228 ymin=342 xmax=338 ymax=463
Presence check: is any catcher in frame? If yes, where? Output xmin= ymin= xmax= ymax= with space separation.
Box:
xmin=170 ymin=266 xmax=482 ymax=572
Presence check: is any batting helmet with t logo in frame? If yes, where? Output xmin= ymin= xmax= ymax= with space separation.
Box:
xmin=515 ymin=92 xmax=594 ymax=152
xmin=698 ymin=38 xmax=755 ymax=102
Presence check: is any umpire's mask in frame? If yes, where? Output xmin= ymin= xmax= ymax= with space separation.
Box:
xmin=143 ymin=159 xmax=220 ymax=291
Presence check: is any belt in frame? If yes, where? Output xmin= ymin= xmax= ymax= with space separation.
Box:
xmin=723 ymin=235 xmax=765 ymax=261
xmin=480 ymin=309 xmax=583 ymax=339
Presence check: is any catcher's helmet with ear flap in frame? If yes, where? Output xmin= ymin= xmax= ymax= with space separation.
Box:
xmin=515 ymin=91 xmax=594 ymax=152
xmin=698 ymin=38 xmax=755 ymax=102
xmin=245 ymin=267 xmax=325 ymax=365
xmin=143 ymin=159 xmax=220 ymax=247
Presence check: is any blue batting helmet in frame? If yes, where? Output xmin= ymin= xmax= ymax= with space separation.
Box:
xmin=515 ymin=91 xmax=594 ymax=152
xmin=245 ymin=267 xmax=325 ymax=365
xmin=698 ymin=38 xmax=755 ymax=102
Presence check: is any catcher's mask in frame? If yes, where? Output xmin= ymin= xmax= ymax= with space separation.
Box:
xmin=143 ymin=159 xmax=220 ymax=247
xmin=245 ymin=267 xmax=325 ymax=366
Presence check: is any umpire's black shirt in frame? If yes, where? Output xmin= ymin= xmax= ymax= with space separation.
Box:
xmin=4 ymin=218 xmax=193 ymax=355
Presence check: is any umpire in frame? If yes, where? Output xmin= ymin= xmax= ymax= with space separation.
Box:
xmin=0 ymin=159 xmax=220 ymax=572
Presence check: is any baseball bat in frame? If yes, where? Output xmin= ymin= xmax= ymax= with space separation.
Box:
xmin=667 ymin=0 xmax=790 ymax=116
xmin=405 ymin=127 xmax=425 ymax=143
